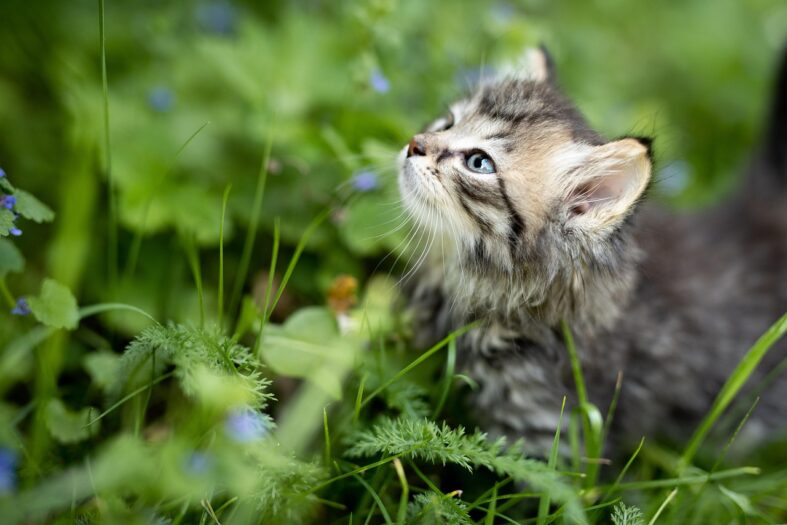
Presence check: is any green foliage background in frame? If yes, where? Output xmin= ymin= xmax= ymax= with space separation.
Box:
xmin=0 ymin=0 xmax=785 ymax=524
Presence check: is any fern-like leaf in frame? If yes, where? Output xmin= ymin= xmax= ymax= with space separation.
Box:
xmin=346 ymin=417 xmax=586 ymax=523
xmin=114 ymin=323 xmax=271 ymax=409
xmin=611 ymin=502 xmax=645 ymax=525
xmin=406 ymin=492 xmax=472 ymax=525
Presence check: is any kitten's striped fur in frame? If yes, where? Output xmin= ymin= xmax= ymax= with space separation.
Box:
xmin=399 ymin=47 xmax=787 ymax=453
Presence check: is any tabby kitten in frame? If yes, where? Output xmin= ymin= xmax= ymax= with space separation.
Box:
xmin=399 ymin=47 xmax=787 ymax=453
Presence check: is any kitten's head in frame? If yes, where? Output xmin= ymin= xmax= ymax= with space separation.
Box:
xmin=399 ymin=48 xmax=652 ymax=324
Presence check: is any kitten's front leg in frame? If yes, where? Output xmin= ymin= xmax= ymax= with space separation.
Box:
xmin=462 ymin=328 xmax=573 ymax=455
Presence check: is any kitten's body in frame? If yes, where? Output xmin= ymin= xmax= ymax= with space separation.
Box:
xmin=400 ymin=49 xmax=787 ymax=453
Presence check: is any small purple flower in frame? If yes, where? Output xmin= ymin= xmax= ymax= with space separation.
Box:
xmin=0 ymin=168 xmax=5 ymax=178
xmin=148 ymin=87 xmax=175 ymax=113
xmin=369 ymin=69 xmax=390 ymax=93
xmin=224 ymin=407 xmax=272 ymax=443
xmin=352 ymin=170 xmax=379 ymax=192
xmin=0 ymin=448 xmax=17 ymax=493
xmin=9 ymin=227 xmax=22 ymax=237
xmin=184 ymin=451 xmax=213 ymax=475
xmin=196 ymin=1 xmax=238 ymax=36
xmin=1 ymin=195 xmax=16 ymax=210
xmin=11 ymin=298 xmax=30 ymax=316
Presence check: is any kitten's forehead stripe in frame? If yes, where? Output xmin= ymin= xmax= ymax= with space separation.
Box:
xmin=473 ymin=78 xmax=604 ymax=144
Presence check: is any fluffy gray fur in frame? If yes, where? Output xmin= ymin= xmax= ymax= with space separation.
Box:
xmin=398 ymin=47 xmax=787 ymax=455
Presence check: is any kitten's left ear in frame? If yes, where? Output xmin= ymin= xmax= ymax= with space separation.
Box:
xmin=518 ymin=45 xmax=555 ymax=83
xmin=564 ymin=138 xmax=653 ymax=231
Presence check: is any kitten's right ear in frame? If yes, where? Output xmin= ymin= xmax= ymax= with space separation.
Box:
xmin=518 ymin=45 xmax=555 ymax=83
xmin=563 ymin=138 xmax=652 ymax=232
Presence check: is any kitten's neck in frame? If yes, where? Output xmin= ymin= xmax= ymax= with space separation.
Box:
xmin=426 ymin=229 xmax=642 ymax=334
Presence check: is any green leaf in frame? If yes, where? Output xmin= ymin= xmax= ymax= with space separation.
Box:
xmin=12 ymin=188 xmax=54 ymax=223
xmin=28 ymin=279 xmax=79 ymax=330
xmin=718 ymin=485 xmax=758 ymax=517
xmin=45 ymin=399 xmax=100 ymax=444
xmin=262 ymin=306 xmax=358 ymax=398
xmin=0 ymin=238 xmax=24 ymax=277
xmin=83 ymin=352 xmax=121 ymax=392
xmin=0 ymin=209 xmax=14 ymax=237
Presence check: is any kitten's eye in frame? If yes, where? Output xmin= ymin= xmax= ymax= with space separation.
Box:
xmin=465 ymin=151 xmax=496 ymax=174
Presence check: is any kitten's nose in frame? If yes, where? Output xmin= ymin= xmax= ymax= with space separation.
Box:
xmin=407 ymin=136 xmax=427 ymax=157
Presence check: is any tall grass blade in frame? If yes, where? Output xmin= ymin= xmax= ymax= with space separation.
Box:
xmin=537 ymin=396 xmax=567 ymax=525
xmin=182 ymin=233 xmax=205 ymax=328
xmin=392 ymin=458 xmax=408 ymax=524
xmin=647 ymin=488 xmax=677 ymax=525
xmin=229 ymin=132 xmax=273 ymax=319
xmin=561 ymin=320 xmax=603 ymax=487
xmin=361 ymin=321 xmax=479 ymax=408
xmin=97 ymin=0 xmax=117 ymax=288
xmin=124 ymin=122 xmax=211 ymax=281
xmin=218 ymin=184 xmax=232 ymax=328
xmin=264 ymin=208 xmax=331 ymax=325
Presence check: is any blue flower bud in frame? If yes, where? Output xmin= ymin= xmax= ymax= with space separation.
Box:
xmin=352 ymin=170 xmax=379 ymax=192
xmin=11 ymin=298 xmax=30 ymax=316
xmin=370 ymin=70 xmax=390 ymax=93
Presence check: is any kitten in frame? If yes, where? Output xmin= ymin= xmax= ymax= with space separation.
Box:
xmin=398 ymin=47 xmax=787 ymax=454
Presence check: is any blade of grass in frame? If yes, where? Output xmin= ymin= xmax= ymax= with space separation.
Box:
xmin=485 ymin=484 xmax=498 ymax=525
xmin=251 ymin=216 xmax=280 ymax=357
xmin=361 ymin=321 xmax=479 ymax=409
xmin=261 ymin=216 xmax=281 ymax=324
xmin=432 ymin=339 xmax=457 ymax=418
xmin=592 ymin=436 xmax=645 ymax=522
xmin=84 ymin=371 xmax=174 ymax=427
xmin=710 ymin=397 xmax=759 ymax=475
xmin=601 ymin=466 xmax=759 ymax=492
xmin=353 ymin=373 xmax=367 ymax=423
xmin=97 ymin=0 xmax=117 ymax=288
xmin=182 ymin=232 xmax=205 ymax=328
xmin=264 ymin=208 xmax=332 ymax=325
xmin=124 ymin=122 xmax=211 ymax=281
xmin=537 ymin=396 xmax=567 ymax=525
xmin=323 ymin=407 xmax=332 ymax=467
xmin=218 ymin=184 xmax=232 ymax=328
xmin=561 ymin=319 xmax=603 ymax=487
xmin=229 ymin=132 xmax=274 ymax=320
xmin=603 ymin=371 xmax=623 ymax=442
xmin=679 ymin=312 xmax=787 ymax=471
xmin=352 ymin=473 xmax=395 ymax=525
xmin=684 ymin=397 xmax=760 ymax=524
xmin=647 ymin=488 xmax=678 ymax=525
xmin=392 ymin=458 xmax=408 ymax=525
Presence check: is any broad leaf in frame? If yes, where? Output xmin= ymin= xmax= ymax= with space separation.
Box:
xmin=262 ymin=306 xmax=358 ymax=398
xmin=0 ymin=238 xmax=24 ymax=277
xmin=28 ymin=279 xmax=79 ymax=330
xmin=12 ymin=188 xmax=54 ymax=223
xmin=83 ymin=352 xmax=122 ymax=392
xmin=45 ymin=399 xmax=99 ymax=444
xmin=0 ymin=209 xmax=14 ymax=237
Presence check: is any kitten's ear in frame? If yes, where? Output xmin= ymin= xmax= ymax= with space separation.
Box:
xmin=565 ymin=138 xmax=652 ymax=230
xmin=518 ymin=45 xmax=554 ymax=83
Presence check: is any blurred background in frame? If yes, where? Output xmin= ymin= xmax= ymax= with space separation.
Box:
xmin=1 ymin=0 xmax=785 ymax=336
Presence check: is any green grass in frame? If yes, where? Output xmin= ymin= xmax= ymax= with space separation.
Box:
xmin=0 ymin=0 xmax=786 ymax=524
